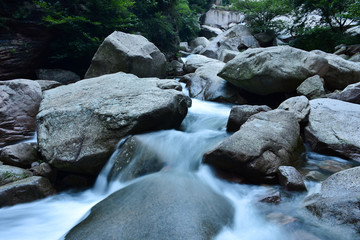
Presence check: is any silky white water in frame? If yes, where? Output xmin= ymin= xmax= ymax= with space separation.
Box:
xmin=0 ymin=98 xmax=358 ymax=240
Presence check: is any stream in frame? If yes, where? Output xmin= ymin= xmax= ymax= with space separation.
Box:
xmin=0 ymin=97 xmax=359 ymax=240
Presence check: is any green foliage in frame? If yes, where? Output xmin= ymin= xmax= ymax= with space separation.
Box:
xmin=173 ymin=0 xmax=200 ymax=41
xmin=188 ymin=0 xmax=212 ymax=13
xmin=231 ymin=0 xmax=292 ymax=34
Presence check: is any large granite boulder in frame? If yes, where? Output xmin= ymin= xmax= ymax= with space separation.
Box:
xmin=37 ymin=72 xmax=191 ymax=175
xmin=85 ymin=31 xmax=166 ymax=79
xmin=328 ymin=82 xmax=360 ymax=104
xmin=0 ymin=165 xmax=33 ymax=186
xmin=0 ymin=79 xmax=42 ymax=146
xmin=183 ymin=54 xmax=220 ymax=73
xmin=200 ymin=25 xmax=223 ymax=39
xmin=304 ymin=99 xmax=360 ymax=162
xmin=203 ymin=110 xmax=304 ymax=183
xmin=311 ymin=50 xmax=360 ymax=90
xmin=0 ymin=176 xmax=55 ymax=207
xmin=181 ymin=62 xmax=246 ymax=104
xmin=296 ymin=75 xmax=326 ymax=100
xmin=190 ymin=37 xmax=210 ymax=51
xmin=66 ymin=170 xmax=234 ymax=240
xmin=278 ymin=96 xmax=310 ymax=122
xmin=303 ymin=166 xmax=360 ymax=231
xmin=218 ymin=46 xmax=329 ymax=95
xmin=0 ymin=142 xmax=38 ymax=168
xmin=200 ymin=24 xmax=259 ymax=60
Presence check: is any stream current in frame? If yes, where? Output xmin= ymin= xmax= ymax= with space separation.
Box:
xmin=0 ymin=96 xmax=358 ymax=240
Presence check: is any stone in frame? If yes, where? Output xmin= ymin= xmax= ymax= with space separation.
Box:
xmin=328 ymin=82 xmax=360 ymax=104
xmin=278 ymin=166 xmax=307 ymax=191
xmin=0 ymin=142 xmax=39 ymax=168
xmin=349 ymin=53 xmax=360 ymax=62
xmin=0 ymin=165 xmax=33 ymax=186
xmin=190 ymin=37 xmax=210 ymax=51
xmin=278 ymin=96 xmax=310 ymax=122
xmin=66 ymin=171 xmax=234 ymax=240
xmin=303 ymin=166 xmax=360 ymax=232
xmin=37 ymin=72 xmax=191 ymax=175
xmin=85 ymin=31 xmax=166 ymax=79
xmin=254 ymin=31 xmax=277 ymax=47
xmin=0 ymin=79 xmax=42 ymax=146
xmin=219 ymin=49 xmax=239 ymax=63
xmin=318 ymin=160 xmax=351 ymax=174
xmin=311 ymin=50 xmax=360 ymax=90
xmin=35 ymin=80 xmax=62 ymax=91
xmin=167 ymin=60 xmax=184 ymax=77
xmin=183 ymin=54 xmax=220 ymax=73
xmin=30 ymin=162 xmax=57 ymax=182
xmin=304 ymin=99 xmax=360 ymax=162
xmin=259 ymin=190 xmax=281 ymax=204
xmin=219 ymin=46 xmax=329 ymax=95
xmin=0 ymin=176 xmax=55 ymax=207
xmin=200 ymin=24 xmax=259 ymax=60
xmin=200 ymin=25 xmax=223 ymax=39
xmin=181 ymin=62 xmax=246 ymax=104
xmin=179 ymin=42 xmax=190 ymax=52
xmin=226 ymin=105 xmax=271 ymax=132
xmin=36 ymin=69 xmax=80 ymax=84
xmin=203 ymin=110 xmax=304 ymax=184
xmin=305 ymin=171 xmax=327 ymax=182
xmin=202 ymin=8 xmax=244 ymax=28
xmin=296 ymin=75 xmax=326 ymax=100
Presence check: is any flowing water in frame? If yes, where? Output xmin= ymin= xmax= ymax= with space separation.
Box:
xmin=0 ymin=97 xmax=358 ymax=240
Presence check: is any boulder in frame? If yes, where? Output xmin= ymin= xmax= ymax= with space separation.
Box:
xmin=311 ymin=50 xmax=360 ymax=90
xmin=36 ymin=69 xmax=80 ymax=84
xmin=0 ymin=165 xmax=33 ymax=186
xmin=203 ymin=110 xmax=304 ymax=183
xmin=200 ymin=25 xmax=223 ymax=39
xmin=190 ymin=37 xmax=210 ymax=51
xmin=202 ymin=8 xmax=244 ymax=28
xmin=66 ymin=170 xmax=234 ymax=240
xmin=0 ymin=176 xmax=55 ymax=207
xmin=0 ymin=142 xmax=39 ymax=168
xmin=179 ymin=42 xmax=190 ymax=52
xmin=35 ymin=80 xmax=62 ymax=91
xmin=304 ymin=99 xmax=360 ymax=162
xmin=277 ymin=166 xmax=307 ymax=191
xmin=254 ymin=31 xmax=277 ymax=47
xmin=85 ymin=31 xmax=166 ymax=79
xmin=200 ymin=25 xmax=259 ymax=60
xmin=303 ymin=166 xmax=360 ymax=231
xmin=181 ymin=62 xmax=246 ymax=104
xmin=349 ymin=53 xmax=360 ymax=62
xmin=278 ymin=96 xmax=310 ymax=122
xmin=30 ymin=162 xmax=57 ymax=182
xmin=37 ymin=72 xmax=191 ymax=175
xmin=226 ymin=105 xmax=271 ymax=132
xmin=328 ymin=82 xmax=360 ymax=104
xmin=219 ymin=49 xmax=239 ymax=63
xmin=296 ymin=75 xmax=326 ymax=100
xmin=183 ymin=54 xmax=219 ymax=73
xmin=167 ymin=60 xmax=184 ymax=77
xmin=219 ymin=46 xmax=329 ymax=95
xmin=0 ymin=79 xmax=42 ymax=146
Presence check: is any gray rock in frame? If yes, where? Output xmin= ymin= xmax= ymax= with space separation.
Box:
xmin=0 ymin=176 xmax=55 ymax=207
xmin=202 ymin=8 xmax=244 ymax=28
xmin=37 ymin=72 xmax=191 ymax=175
xmin=349 ymin=53 xmax=360 ymax=62
xmin=30 ymin=162 xmax=57 ymax=182
xmin=303 ymin=166 xmax=360 ymax=231
xmin=35 ymin=80 xmax=62 ymax=91
xmin=200 ymin=24 xmax=259 ymax=60
xmin=259 ymin=190 xmax=281 ymax=204
xmin=296 ymin=75 xmax=326 ymax=100
xmin=66 ymin=170 xmax=234 ymax=240
xmin=226 ymin=105 xmax=271 ymax=132
xmin=181 ymin=62 xmax=246 ymax=104
xmin=219 ymin=46 xmax=329 ymax=95
xmin=183 ymin=54 xmax=220 ymax=73
xmin=179 ymin=42 xmax=190 ymax=52
xmin=0 ymin=142 xmax=38 ymax=168
xmin=278 ymin=96 xmax=310 ymax=122
xmin=254 ymin=32 xmax=277 ymax=47
xmin=311 ymin=50 xmax=360 ymax=90
xmin=200 ymin=25 xmax=223 ymax=39
xmin=0 ymin=165 xmax=33 ymax=186
xmin=0 ymin=79 xmax=42 ymax=146
xmin=190 ymin=37 xmax=210 ymax=51
xmin=203 ymin=110 xmax=304 ymax=183
xmin=85 ymin=31 xmax=166 ymax=79
xmin=219 ymin=49 xmax=240 ymax=63
xmin=191 ymin=45 xmax=205 ymax=54
xmin=278 ymin=166 xmax=307 ymax=191
xmin=304 ymin=99 xmax=360 ymax=162
xmin=167 ymin=60 xmax=184 ymax=77
xmin=328 ymin=82 xmax=360 ymax=104
xmin=36 ymin=69 xmax=80 ymax=84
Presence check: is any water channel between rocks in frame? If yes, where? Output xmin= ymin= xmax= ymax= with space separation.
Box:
xmin=0 ymin=97 xmax=358 ymax=240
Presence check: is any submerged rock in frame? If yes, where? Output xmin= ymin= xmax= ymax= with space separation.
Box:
xmin=85 ymin=31 xmax=166 ymax=79
xmin=0 ymin=79 xmax=42 ymax=147
xmin=204 ymin=110 xmax=304 ymax=183
xmin=37 ymin=72 xmax=191 ymax=175
xmin=304 ymin=99 xmax=360 ymax=162
xmin=65 ymin=170 xmax=234 ymax=240
xmin=218 ymin=46 xmax=329 ymax=95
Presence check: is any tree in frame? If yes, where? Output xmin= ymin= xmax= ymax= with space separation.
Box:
xmin=231 ymin=0 xmax=292 ymax=34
